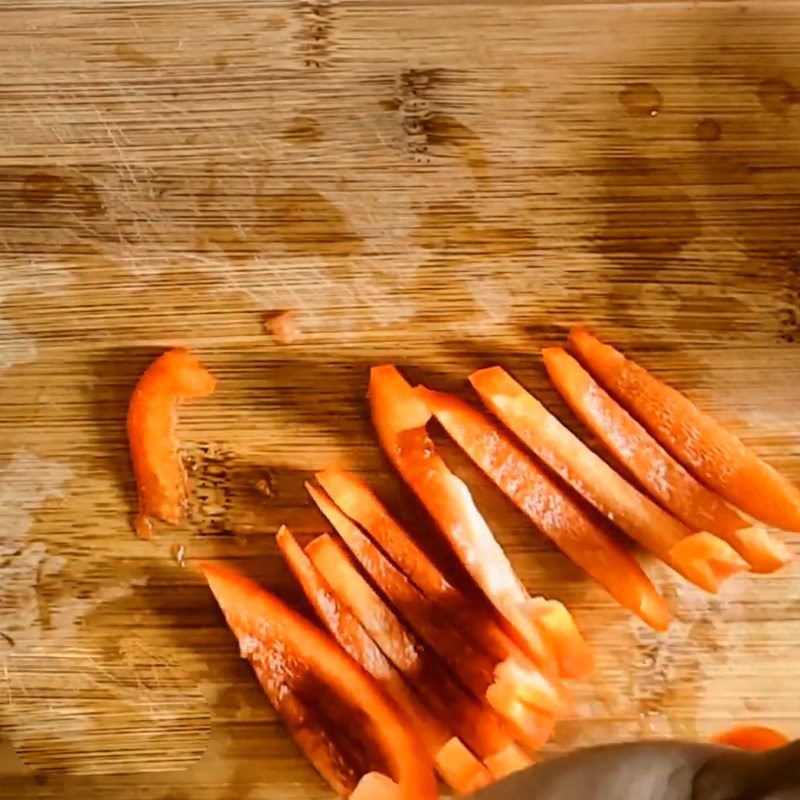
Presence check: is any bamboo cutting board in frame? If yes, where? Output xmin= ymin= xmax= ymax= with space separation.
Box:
xmin=1 ymin=1 xmax=799 ymax=798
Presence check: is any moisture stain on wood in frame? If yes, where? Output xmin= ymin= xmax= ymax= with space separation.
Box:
xmin=618 ymin=82 xmax=663 ymax=117
xmin=412 ymin=197 xmax=536 ymax=257
xmin=194 ymin=162 xmax=361 ymax=263
xmin=282 ymin=116 xmax=324 ymax=145
xmin=18 ymin=172 xmax=104 ymax=218
xmin=593 ymin=157 xmax=700 ymax=258
xmin=213 ymin=54 xmax=230 ymax=70
xmin=757 ymin=78 xmax=799 ymax=115
xmin=424 ymin=112 xmax=490 ymax=186
xmin=695 ymin=118 xmax=722 ymax=142
xmin=115 ymin=43 xmax=159 ymax=67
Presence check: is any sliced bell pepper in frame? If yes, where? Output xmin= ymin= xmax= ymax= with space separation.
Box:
xmin=316 ymin=468 xmax=572 ymax=716
xmin=544 ymin=343 xmax=788 ymax=574
xmin=543 ymin=347 xmax=749 ymax=593
xmin=470 ymin=365 xmax=789 ymax=576
xmin=419 ymin=385 xmax=670 ymax=632
xmin=276 ymin=689 xmax=361 ymax=796
xmin=350 ymin=772 xmax=401 ymax=800
xmin=316 ymin=468 xmax=513 ymax=662
xmin=127 ymin=348 xmax=216 ymax=539
xmin=306 ymin=534 xmax=531 ymax=777
xmin=368 ymin=364 xmax=592 ymax=680
xmin=276 ymin=525 xmax=490 ymax=794
xmin=307 ymin=482 xmax=559 ymax=750
xmin=570 ymin=327 xmax=800 ymax=533
xmin=711 ymin=724 xmax=790 ymax=752
xmin=201 ymin=561 xmax=438 ymax=800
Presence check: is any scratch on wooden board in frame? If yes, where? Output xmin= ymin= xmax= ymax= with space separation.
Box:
xmin=0 ymin=266 xmax=72 ymax=374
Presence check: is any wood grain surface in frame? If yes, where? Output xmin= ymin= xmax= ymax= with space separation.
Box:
xmin=1 ymin=1 xmax=799 ymax=798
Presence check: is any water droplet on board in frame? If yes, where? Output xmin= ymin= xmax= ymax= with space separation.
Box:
xmin=695 ymin=117 xmax=722 ymax=142
xmin=619 ymin=83 xmax=663 ymax=117
xmin=757 ymin=78 xmax=799 ymax=115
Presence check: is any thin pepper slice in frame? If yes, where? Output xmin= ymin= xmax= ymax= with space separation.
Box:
xmin=419 ymin=384 xmax=670 ymax=632
xmin=306 ymin=534 xmax=531 ymax=779
xmin=276 ymin=525 xmax=490 ymax=794
xmin=127 ymin=348 xmax=216 ymax=539
xmin=368 ymin=364 xmax=592 ymax=680
xmin=307 ymin=482 xmax=557 ymax=751
xmin=543 ymin=347 xmax=750 ymax=593
xmin=316 ymin=468 xmax=571 ymax=715
xmin=201 ymin=561 xmax=438 ymax=800
xmin=570 ymin=327 xmax=800 ymax=533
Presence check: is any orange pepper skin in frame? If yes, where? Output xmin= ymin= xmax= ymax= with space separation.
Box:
xmin=202 ymin=562 xmax=438 ymax=800
xmin=127 ymin=348 xmax=216 ymax=537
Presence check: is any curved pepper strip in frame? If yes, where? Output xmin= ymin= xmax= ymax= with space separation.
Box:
xmin=201 ymin=561 xmax=438 ymax=800
xmin=368 ymin=364 xmax=592 ymax=680
xmin=316 ymin=468 xmax=570 ymax=715
xmin=127 ymin=348 xmax=216 ymax=539
xmin=570 ymin=327 xmax=800 ymax=533
xmin=419 ymin=384 xmax=670 ymax=633
xmin=276 ymin=525 xmax=491 ymax=794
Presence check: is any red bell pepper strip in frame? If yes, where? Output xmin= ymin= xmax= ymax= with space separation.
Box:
xmin=315 ymin=472 xmax=573 ymax=711
xmin=471 ymin=365 xmax=789 ymax=576
xmin=127 ymin=348 xmax=216 ymax=539
xmin=201 ymin=561 xmax=438 ymax=800
xmin=420 ymin=384 xmax=670 ymax=632
xmin=306 ymin=534 xmax=531 ymax=778
xmin=276 ymin=525 xmax=490 ymax=794
xmin=570 ymin=327 xmax=800 ymax=533
xmin=543 ymin=347 xmax=749 ymax=593
xmin=276 ymin=689 xmax=361 ymax=796
xmin=316 ymin=469 xmax=511 ymax=660
xmin=316 ymin=468 xmax=572 ymax=716
xmin=711 ymin=725 xmax=790 ymax=752
xmin=307 ymin=482 xmax=558 ymax=751
xmin=368 ymin=364 xmax=592 ymax=680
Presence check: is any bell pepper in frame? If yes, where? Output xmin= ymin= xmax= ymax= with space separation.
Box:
xmin=276 ymin=525 xmax=491 ymax=794
xmin=307 ymin=482 xmax=559 ymax=751
xmin=543 ymin=347 xmax=750 ymax=593
xmin=305 ymin=534 xmax=531 ymax=778
xmin=420 ymin=384 xmax=670 ymax=632
xmin=127 ymin=348 xmax=216 ymax=539
xmin=552 ymin=332 xmax=792 ymax=573
xmin=201 ymin=561 xmax=438 ymax=800
xmin=711 ymin=724 xmax=790 ymax=752
xmin=570 ymin=327 xmax=800 ymax=533
xmin=316 ymin=468 xmax=570 ymax=714
xmin=275 ymin=689 xmax=361 ymax=796
xmin=368 ymin=365 xmax=592 ymax=680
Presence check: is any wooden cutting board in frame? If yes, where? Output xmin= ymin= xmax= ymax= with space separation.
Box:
xmin=1 ymin=1 xmax=799 ymax=798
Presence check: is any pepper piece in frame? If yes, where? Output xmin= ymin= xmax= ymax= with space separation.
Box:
xmin=368 ymin=364 xmax=592 ymax=679
xmin=277 ymin=525 xmax=490 ymax=794
xmin=570 ymin=327 xmax=800 ymax=533
xmin=543 ymin=347 xmax=749 ymax=593
xmin=202 ymin=561 xmax=438 ymax=800
xmin=127 ymin=348 xmax=216 ymax=538
xmin=420 ymin=384 xmax=670 ymax=632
